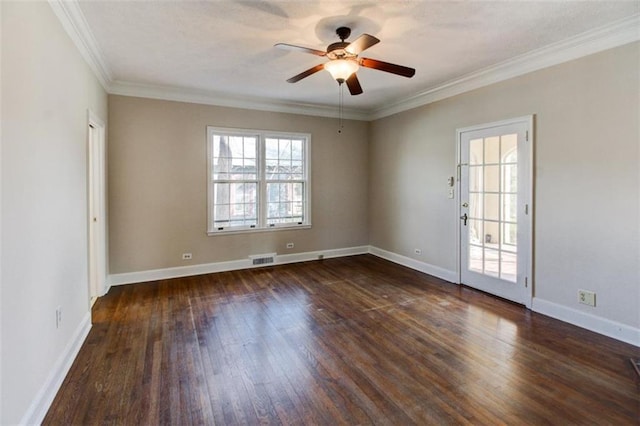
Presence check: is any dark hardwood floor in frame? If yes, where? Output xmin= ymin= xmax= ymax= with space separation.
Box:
xmin=44 ymin=255 xmax=639 ymax=425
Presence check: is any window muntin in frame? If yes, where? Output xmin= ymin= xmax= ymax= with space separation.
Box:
xmin=207 ymin=127 xmax=310 ymax=234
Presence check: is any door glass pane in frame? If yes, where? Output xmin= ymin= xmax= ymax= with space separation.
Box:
xmin=500 ymin=251 xmax=517 ymax=282
xmin=484 ymin=221 xmax=499 ymax=246
xmin=485 ymin=137 xmax=500 ymax=164
xmin=468 ymin=219 xmax=483 ymax=245
xmin=469 ymin=244 xmax=483 ymax=273
xmin=484 ymin=194 xmax=499 ymax=221
xmin=469 ymin=165 xmax=482 ymax=192
xmin=484 ymin=165 xmax=500 ymax=192
xmin=485 ymin=248 xmax=500 ymax=277
xmin=466 ymin=133 xmax=519 ymax=283
xmin=502 ymin=194 xmax=517 ymax=222
xmin=502 ymin=164 xmax=517 ymax=192
xmin=468 ymin=193 xmax=483 ymax=220
xmin=501 ymin=134 xmax=517 ymax=162
xmin=470 ymin=139 xmax=483 ymax=165
xmin=502 ymin=223 xmax=517 ymax=249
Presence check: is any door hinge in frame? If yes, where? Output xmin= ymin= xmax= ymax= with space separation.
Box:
xmin=525 ymin=277 xmax=528 ymax=288
xmin=525 ymin=130 xmax=529 ymax=142
xmin=525 ymin=204 xmax=529 ymax=215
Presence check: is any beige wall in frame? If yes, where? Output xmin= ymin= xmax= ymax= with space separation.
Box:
xmin=369 ymin=42 xmax=640 ymax=328
xmin=108 ymin=96 xmax=369 ymax=273
xmin=1 ymin=2 xmax=108 ymax=423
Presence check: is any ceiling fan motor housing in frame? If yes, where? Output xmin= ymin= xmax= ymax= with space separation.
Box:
xmin=326 ymin=42 xmax=354 ymax=60
xmin=327 ymin=27 xmax=357 ymax=60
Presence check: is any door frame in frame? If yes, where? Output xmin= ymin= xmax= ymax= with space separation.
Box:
xmin=455 ymin=115 xmax=534 ymax=308
xmin=87 ymin=109 xmax=107 ymax=304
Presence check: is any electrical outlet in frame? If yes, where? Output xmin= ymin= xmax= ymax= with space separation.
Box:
xmin=56 ymin=306 xmax=62 ymax=329
xmin=414 ymin=248 xmax=422 ymax=255
xmin=578 ymin=289 xmax=596 ymax=307
xmin=286 ymin=243 xmax=294 ymax=249
xmin=182 ymin=253 xmax=192 ymax=260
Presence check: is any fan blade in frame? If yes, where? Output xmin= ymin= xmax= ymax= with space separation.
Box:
xmin=286 ymin=64 xmax=325 ymax=83
xmin=346 ymin=74 xmax=363 ymax=95
xmin=345 ymin=34 xmax=380 ymax=55
xmin=274 ymin=43 xmax=326 ymax=57
xmin=359 ymin=57 xmax=415 ymax=78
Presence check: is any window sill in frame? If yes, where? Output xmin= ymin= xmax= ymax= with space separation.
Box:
xmin=207 ymin=224 xmax=311 ymax=236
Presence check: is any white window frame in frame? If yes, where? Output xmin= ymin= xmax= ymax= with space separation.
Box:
xmin=207 ymin=126 xmax=311 ymax=235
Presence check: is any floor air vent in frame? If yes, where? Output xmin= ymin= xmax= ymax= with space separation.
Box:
xmin=249 ymin=253 xmax=276 ymax=266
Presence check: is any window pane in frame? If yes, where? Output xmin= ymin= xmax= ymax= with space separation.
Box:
xmin=291 ymin=160 xmax=303 ymax=180
xmin=265 ymin=138 xmax=279 ymax=159
xmin=279 ymin=139 xmax=291 ymax=159
xmin=266 ymin=137 xmax=305 ymax=182
xmin=292 ymin=139 xmax=303 ymax=160
xmin=212 ymin=134 xmax=258 ymax=181
xmin=267 ymin=182 xmax=305 ymax=224
xmin=292 ymin=182 xmax=303 ymax=202
xmin=214 ymin=182 xmax=257 ymax=227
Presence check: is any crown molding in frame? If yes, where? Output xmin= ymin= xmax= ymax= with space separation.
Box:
xmin=50 ymin=1 xmax=638 ymax=122
xmin=109 ymin=80 xmax=370 ymax=120
xmin=369 ymin=14 xmax=640 ymax=120
xmin=47 ymin=0 xmax=112 ymax=90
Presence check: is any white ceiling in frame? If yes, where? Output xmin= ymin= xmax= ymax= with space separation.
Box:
xmin=71 ymin=1 xmax=639 ymax=118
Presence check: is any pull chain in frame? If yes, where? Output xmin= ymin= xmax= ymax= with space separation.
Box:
xmin=338 ymin=83 xmax=344 ymax=134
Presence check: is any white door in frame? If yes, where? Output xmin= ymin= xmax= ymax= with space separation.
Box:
xmin=458 ymin=117 xmax=532 ymax=306
xmin=88 ymin=112 xmax=106 ymax=305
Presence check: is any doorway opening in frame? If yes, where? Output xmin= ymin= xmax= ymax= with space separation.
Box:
xmin=88 ymin=111 xmax=106 ymax=307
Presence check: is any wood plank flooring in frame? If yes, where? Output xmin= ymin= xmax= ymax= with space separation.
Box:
xmin=44 ymin=255 xmax=640 ymax=425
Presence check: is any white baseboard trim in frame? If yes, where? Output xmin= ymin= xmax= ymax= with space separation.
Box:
xmin=108 ymin=245 xmax=370 ymax=286
xmin=368 ymin=246 xmax=457 ymax=284
xmin=532 ymin=298 xmax=640 ymax=347
xmin=20 ymin=312 xmax=92 ymax=425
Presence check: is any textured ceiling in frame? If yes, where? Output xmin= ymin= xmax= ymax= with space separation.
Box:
xmin=77 ymin=1 xmax=639 ymax=114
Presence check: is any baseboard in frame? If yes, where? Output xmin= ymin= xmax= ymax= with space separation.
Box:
xmin=532 ymin=298 xmax=640 ymax=347
xmin=108 ymin=245 xmax=370 ymax=286
xmin=20 ymin=312 xmax=92 ymax=425
xmin=368 ymin=246 xmax=457 ymax=283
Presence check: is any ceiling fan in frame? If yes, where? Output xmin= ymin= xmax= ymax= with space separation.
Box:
xmin=275 ymin=26 xmax=415 ymax=96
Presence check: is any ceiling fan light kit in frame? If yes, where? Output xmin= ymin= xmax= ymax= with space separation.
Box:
xmin=275 ymin=26 xmax=415 ymax=96
xmin=324 ymin=59 xmax=359 ymax=83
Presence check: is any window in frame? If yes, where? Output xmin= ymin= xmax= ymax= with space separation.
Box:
xmin=207 ymin=127 xmax=310 ymax=234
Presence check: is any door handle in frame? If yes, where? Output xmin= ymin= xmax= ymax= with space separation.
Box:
xmin=460 ymin=213 xmax=468 ymax=226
